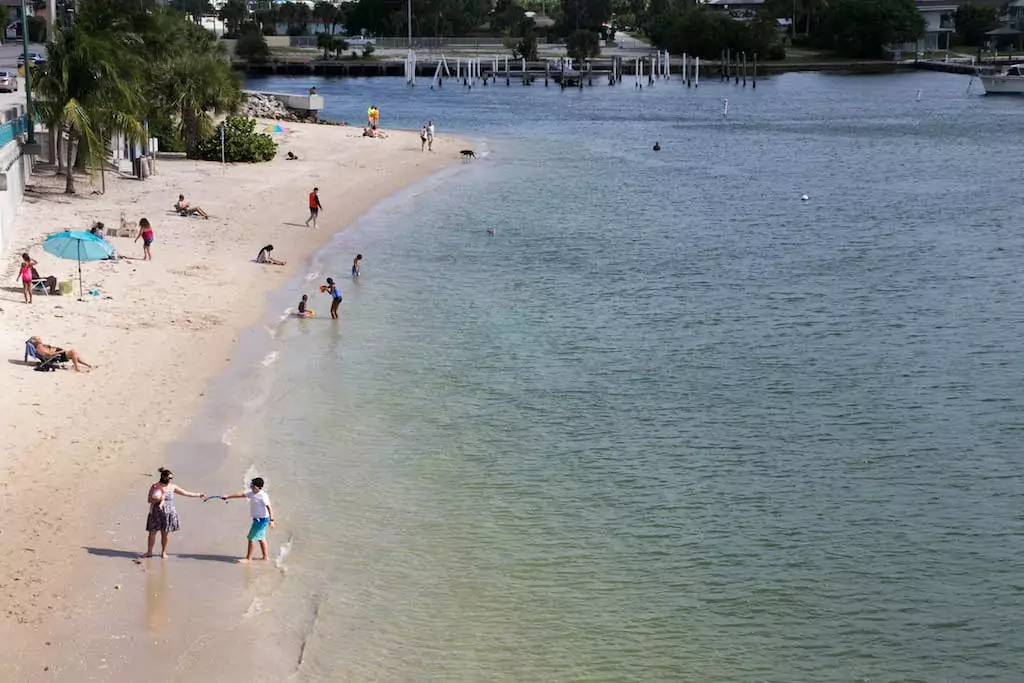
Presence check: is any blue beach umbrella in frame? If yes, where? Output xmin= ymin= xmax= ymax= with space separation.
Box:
xmin=42 ymin=230 xmax=113 ymax=299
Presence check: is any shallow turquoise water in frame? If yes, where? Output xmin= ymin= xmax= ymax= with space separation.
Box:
xmin=232 ymin=72 xmax=1024 ymax=680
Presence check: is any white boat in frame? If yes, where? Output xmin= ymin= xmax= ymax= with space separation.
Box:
xmin=979 ymin=64 xmax=1024 ymax=94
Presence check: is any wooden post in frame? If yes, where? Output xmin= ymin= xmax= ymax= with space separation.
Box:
xmin=695 ymin=57 xmax=699 ymax=87
xmin=545 ymin=60 xmax=549 ymax=87
xmin=752 ymin=53 xmax=757 ymax=89
xmin=742 ymin=52 xmax=747 ymax=87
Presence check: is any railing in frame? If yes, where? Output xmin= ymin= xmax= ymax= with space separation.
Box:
xmin=289 ymin=35 xmax=507 ymax=50
xmin=0 ymin=113 xmax=29 ymax=148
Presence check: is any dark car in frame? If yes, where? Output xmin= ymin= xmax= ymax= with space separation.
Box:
xmin=16 ymin=52 xmax=46 ymax=67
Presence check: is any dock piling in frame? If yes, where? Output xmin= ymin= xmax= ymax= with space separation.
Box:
xmin=742 ymin=52 xmax=747 ymax=87
xmin=752 ymin=53 xmax=757 ymax=88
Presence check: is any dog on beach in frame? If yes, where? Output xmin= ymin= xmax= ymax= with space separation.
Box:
xmin=460 ymin=149 xmax=476 ymax=162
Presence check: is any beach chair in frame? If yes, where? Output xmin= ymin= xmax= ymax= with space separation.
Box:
xmin=24 ymin=339 xmax=65 ymax=372
xmin=30 ymin=278 xmax=50 ymax=295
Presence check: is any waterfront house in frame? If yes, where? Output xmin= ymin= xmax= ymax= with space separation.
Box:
xmin=914 ymin=0 xmax=956 ymax=51
xmin=705 ymin=0 xmax=766 ymax=21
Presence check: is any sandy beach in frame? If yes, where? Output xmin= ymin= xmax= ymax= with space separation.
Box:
xmin=0 ymin=121 xmax=463 ymax=678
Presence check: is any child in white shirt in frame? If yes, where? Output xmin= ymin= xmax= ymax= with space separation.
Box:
xmin=220 ymin=477 xmax=275 ymax=563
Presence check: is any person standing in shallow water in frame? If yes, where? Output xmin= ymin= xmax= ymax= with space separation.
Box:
xmin=143 ymin=468 xmax=205 ymax=559
xmin=323 ymin=277 xmax=342 ymax=319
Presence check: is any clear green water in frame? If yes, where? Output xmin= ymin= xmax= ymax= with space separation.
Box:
xmin=224 ymin=72 xmax=1024 ymax=681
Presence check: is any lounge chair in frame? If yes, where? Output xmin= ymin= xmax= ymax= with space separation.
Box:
xmin=30 ymin=278 xmax=50 ymax=295
xmin=24 ymin=339 xmax=66 ymax=372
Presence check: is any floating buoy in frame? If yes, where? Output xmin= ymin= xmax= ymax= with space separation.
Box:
xmin=801 ymin=194 xmax=809 ymax=201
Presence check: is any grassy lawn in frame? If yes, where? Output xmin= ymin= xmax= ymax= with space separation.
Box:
xmin=780 ymin=48 xmax=869 ymax=63
xmin=270 ymin=46 xmax=318 ymax=55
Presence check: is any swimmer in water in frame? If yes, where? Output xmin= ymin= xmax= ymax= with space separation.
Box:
xmin=352 ymin=254 xmax=362 ymax=278
xmin=653 ymin=141 xmax=661 ymax=152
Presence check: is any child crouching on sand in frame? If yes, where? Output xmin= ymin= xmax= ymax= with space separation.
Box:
xmin=220 ymin=477 xmax=274 ymax=563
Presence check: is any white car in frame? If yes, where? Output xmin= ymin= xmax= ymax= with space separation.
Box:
xmin=0 ymin=71 xmax=18 ymax=93
xmin=346 ymin=36 xmax=376 ymax=47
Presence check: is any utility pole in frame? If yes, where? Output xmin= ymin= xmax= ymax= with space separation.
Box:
xmin=19 ymin=0 xmax=35 ymax=146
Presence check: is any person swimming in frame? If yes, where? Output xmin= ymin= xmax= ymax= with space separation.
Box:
xmin=653 ymin=141 xmax=661 ymax=152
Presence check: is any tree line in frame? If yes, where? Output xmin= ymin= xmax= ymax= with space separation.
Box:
xmin=32 ymin=0 xmax=266 ymax=194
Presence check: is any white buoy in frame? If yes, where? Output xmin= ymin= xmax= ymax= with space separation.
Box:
xmin=723 ymin=98 xmax=729 ymax=117
xmin=801 ymin=194 xmax=809 ymax=201
xmin=916 ymin=88 xmax=922 ymax=101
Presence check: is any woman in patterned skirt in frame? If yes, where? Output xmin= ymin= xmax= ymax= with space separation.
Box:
xmin=143 ymin=468 xmax=206 ymax=559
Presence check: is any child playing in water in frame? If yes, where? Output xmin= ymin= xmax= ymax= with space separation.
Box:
xmin=322 ymin=277 xmax=342 ymax=319
xmin=219 ymin=477 xmax=274 ymax=563
xmin=297 ymin=294 xmax=312 ymax=317
xmin=352 ymin=254 xmax=362 ymax=278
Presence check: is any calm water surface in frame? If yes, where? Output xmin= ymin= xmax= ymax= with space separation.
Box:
xmin=228 ymin=71 xmax=1024 ymax=681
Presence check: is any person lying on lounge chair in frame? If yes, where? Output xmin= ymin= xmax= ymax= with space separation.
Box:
xmin=28 ymin=336 xmax=94 ymax=372
xmin=175 ymin=194 xmax=209 ymax=219
xmin=256 ymin=244 xmax=286 ymax=266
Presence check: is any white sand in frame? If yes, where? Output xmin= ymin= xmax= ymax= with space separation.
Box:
xmin=0 ymin=122 xmax=463 ymax=669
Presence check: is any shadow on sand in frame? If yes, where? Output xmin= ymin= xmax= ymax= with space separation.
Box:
xmin=84 ymin=547 xmax=240 ymax=564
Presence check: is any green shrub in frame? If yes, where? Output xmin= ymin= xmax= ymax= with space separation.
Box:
xmin=235 ymin=27 xmax=271 ymax=62
xmin=362 ymin=43 xmax=375 ymax=58
xmin=149 ymin=119 xmax=186 ymax=153
xmin=566 ymin=29 xmax=600 ymax=62
xmin=196 ymin=116 xmax=277 ymax=163
xmin=27 ymin=16 xmax=46 ymax=42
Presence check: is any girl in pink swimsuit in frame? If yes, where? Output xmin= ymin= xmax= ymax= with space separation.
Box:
xmin=135 ymin=218 xmax=154 ymax=260
xmin=17 ymin=253 xmax=36 ymax=303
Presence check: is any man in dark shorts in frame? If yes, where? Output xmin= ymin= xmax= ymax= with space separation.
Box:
xmin=305 ymin=187 xmax=323 ymax=228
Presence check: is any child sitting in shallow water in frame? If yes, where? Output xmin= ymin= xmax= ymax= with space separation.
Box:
xmin=297 ymin=294 xmax=313 ymax=317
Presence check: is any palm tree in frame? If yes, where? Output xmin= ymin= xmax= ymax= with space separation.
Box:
xmin=219 ymin=0 xmax=247 ymax=36
xmin=155 ymin=47 xmax=242 ymax=157
xmin=316 ymin=32 xmax=337 ymax=59
xmin=34 ymin=24 xmax=144 ymax=194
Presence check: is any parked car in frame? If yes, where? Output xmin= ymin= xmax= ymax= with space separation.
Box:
xmin=17 ymin=52 xmax=46 ymax=67
xmin=0 ymin=71 xmax=17 ymax=93
xmin=346 ymin=36 xmax=376 ymax=47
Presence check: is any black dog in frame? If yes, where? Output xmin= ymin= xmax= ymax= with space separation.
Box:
xmin=460 ymin=149 xmax=476 ymax=162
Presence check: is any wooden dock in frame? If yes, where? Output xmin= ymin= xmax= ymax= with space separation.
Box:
xmin=237 ymin=57 xmax=910 ymax=79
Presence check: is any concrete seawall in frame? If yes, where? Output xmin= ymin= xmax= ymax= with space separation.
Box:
xmin=0 ymin=103 xmax=34 ymax=259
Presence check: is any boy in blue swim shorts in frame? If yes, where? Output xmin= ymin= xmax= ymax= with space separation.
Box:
xmin=220 ymin=477 xmax=274 ymax=563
